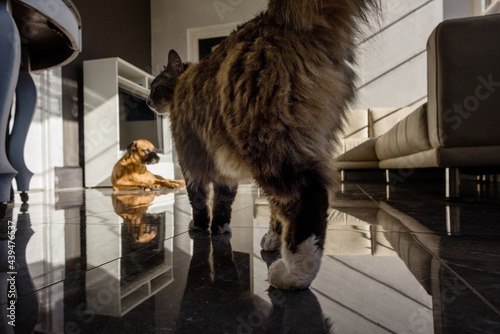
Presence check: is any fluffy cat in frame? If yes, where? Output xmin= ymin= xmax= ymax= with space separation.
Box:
xmin=147 ymin=0 xmax=379 ymax=290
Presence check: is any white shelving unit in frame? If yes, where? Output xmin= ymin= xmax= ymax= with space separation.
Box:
xmin=84 ymin=58 xmax=174 ymax=187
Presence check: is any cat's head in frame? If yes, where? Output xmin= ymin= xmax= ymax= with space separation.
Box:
xmin=147 ymin=50 xmax=185 ymax=114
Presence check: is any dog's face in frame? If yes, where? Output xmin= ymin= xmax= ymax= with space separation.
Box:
xmin=128 ymin=139 xmax=160 ymax=165
xmin=147 ymin=50 xmax=185 ymax=115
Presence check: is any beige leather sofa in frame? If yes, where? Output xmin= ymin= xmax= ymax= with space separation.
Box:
xmin=335 ymin=14 xmax=500 ymax=198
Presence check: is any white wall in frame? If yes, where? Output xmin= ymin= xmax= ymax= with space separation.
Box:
xmin=356 ymin=0 xmax=478 ymax=109
xmin=21 ymin=69 xmax=64 ymax=191
xmin=151 ymin=0 xmax=267 ymax=74
xmin=355 ymin=0 xmax=442 ymax=109
xmin=150 ymin=0 xmax=453 ymax=108
xmin=444 ymin=0 xmax=477 ymax=19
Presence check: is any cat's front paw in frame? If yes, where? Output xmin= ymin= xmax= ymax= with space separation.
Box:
xmin=268 ymin=259 xmax=314 ymax=291
xmin=268 ymin=235 xmax=323 ymax=291
xmin=211 ymin=223 xmax=232 ymax=234
xmin=260 ymin=230 xmax=281 ymax=251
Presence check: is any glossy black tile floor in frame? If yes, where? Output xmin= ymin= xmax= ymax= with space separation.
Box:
xmin=1 ymin=177 xmax=500 ymax=333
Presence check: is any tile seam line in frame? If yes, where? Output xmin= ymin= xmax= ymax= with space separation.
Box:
xmin=311 ymin=287 xmax=399 ymax=334
xmin=6 ymin=230 xmax=192 ymax=301
xmin=355 ymin=185 xmax=500 ymax=315
xmin=409 ymin=229 xmax=500 ymax=316
xmin=356 ymin=184 xmax=381 ymax=207
xmin=327 ymin=255 xmax=432 ymax=310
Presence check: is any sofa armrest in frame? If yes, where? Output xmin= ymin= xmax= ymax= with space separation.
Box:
xmin=375 ymin=104 xmax=431 ymax=161
xmin=427 ymin=14 xmax=500 ymax=148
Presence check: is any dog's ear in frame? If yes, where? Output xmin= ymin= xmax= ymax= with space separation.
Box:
xmin=127 ymin=142 xmax=137 ymax=157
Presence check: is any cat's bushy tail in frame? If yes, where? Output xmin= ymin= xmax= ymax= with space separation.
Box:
xmin=267 ymin=0 xmax=380 ymax=31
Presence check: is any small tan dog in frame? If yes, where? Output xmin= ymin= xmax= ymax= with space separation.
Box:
xmin=111 ymin=139 xmax=185 ymax=191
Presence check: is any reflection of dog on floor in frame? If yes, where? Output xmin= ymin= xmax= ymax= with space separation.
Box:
xmin=112 ymin=193 xmax=159 ymax=243
xmin=111 ymin=139 xmax=185 ymax=191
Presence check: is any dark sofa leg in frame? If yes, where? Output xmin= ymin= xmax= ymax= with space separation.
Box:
xmin=446 ymin=168 xmax=461 ymax=200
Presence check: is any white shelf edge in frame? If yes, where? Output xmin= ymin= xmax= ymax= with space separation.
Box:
xmin=118 ymin=76 xmax=151 ymax=98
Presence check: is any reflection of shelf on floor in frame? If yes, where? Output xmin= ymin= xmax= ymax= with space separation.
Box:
xmin=121 ymin=266 xmax=174 ymax=315
xmin=85 ymin=259 xmax=174 ymax=317
xmin=85 ymin=193 xmax=176 ymax=317
xmin=121 ymin=263 xmax=173 ymax=297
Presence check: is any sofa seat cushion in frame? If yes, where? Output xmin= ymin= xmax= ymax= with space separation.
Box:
xmin=375 ymin=104 xmax=432 ymax=161
xmin=334 ymin=138 xmax=379 ymax=169
xmin=378 ymin=148 xmax=440 ymax=169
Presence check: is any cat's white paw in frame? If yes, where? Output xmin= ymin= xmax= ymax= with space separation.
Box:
xmin=213 ymin=223 xmax=232 ymax=234
xmin=260 ymin=230 xmax=281 ymax=251
xmin=268 ymin=235 xmax=323 ymax=291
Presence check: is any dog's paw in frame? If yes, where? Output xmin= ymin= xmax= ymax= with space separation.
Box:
xmin=211 ymin=223 xmax=232 ymax=234
xmin=268 ymin=235 xmax=323 ymax=291
xmin=139 ymin=183 xmax=157 ymax=191
xmin=163 ymin=181 xmax=177 ymax=188
xmin=162 ymin=179 xmax=185 ymax=188
xmin=260 ymin=230 xmax=281 ymax=251
xmin=174 ymin=179 xmax=186 ymax=187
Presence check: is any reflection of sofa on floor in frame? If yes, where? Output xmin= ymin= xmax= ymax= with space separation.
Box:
xmin=325 ymin=201 xmax=397 ymax=257
xmin=335 ymin=14 xmax=500 ymax=198
xmin=376 ymin=202 xmax=500 ymax=332
xmin=254 ymin=197 xmax=398 ymax=257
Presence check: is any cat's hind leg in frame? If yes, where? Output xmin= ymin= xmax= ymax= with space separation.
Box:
xmin=210 ymin=183 xmax=238 ymax=234
xmin=187 ymin=181 xmax=211 ymax=231
xmin=267 ymin=171 xmax=329 ymax=290
xmin=260 ymin=199 xmax=282 ymax=251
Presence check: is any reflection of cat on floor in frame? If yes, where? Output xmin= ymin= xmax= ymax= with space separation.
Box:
xmin=112 ymin=193 xmax=159 ymax=243
xmin=176 ymin=232 xmax=333 ymax=333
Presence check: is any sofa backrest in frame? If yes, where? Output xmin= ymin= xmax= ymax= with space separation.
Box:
xmin=369 ymin=106 xmax=419 ymax=138
xmin=336 ymin=109 xmax=370 ymax=155
xmin=427 ymin=14 xmax=500 ymax=148
xmin=337 ymin=106 xmax=420 ymax=157
xmin=375 ymin=104 xmax=431 ymax=161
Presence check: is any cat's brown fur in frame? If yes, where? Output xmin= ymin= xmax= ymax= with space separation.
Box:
xmin=147 ymin=0 xmax=379 ymax=290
